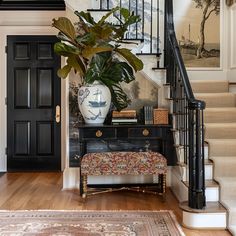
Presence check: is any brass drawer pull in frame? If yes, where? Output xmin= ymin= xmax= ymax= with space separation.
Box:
xmin=96 ymin=130 xmax=103 ymax=137
xmin=142 ymin=129 xmax=150 ymax=136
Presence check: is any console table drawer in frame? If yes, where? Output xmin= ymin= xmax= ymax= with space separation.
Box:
xmin=81 ymin=128 xmax=116 ymax=139
xmin=128 ymin=127 xmax=161 ymax=138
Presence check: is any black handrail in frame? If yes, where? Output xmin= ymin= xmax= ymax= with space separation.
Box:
xmin=165 ymin=0 xmax=206 ymax=209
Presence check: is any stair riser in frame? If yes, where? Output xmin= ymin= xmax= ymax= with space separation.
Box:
xmin=211 ymin=160 xmax=236 ymax=178
xmin=181 ymin=164 xmax=213 ymax=181
xmin=176 ymin=147 xmax=185 ymax=163
xmin=195 ymin=94 xmax=235 ymax=108
xmin=220 ymin=186 xmax=236 ymax=200
xmin=207 ymin=142 xmax=236 ymax=157
xmin=176 ymin=145 xmax=208 ymax=162
xmin=206 ymin=187 xmax=219 ymax=202
xmin=205 ymin=145 xmax=209 ymax=159
xmin=205 ymin=127 xmax=236 ymax=139
xmin=204 ymin=111 xmax=236 ymax=123
xmin=191 ymin=81 xmax=229 ymax=93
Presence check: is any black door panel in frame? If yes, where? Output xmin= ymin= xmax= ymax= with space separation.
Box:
xmin=7 ymin=36 xmax=61 ymax=171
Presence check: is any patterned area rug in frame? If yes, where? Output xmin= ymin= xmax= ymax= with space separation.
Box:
xmin=0 ymin=210 xmax=184 ymax=236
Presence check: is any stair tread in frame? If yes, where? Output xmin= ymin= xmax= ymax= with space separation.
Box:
xmin=206 ymin=139 xmax=236 ymax=143
xmin=180 ymin=201 xmax=227 ymax=213
xmin=205 ymin=123 xmax=236 ymax=127
xmin=216 ymin=176 xmax=236 ymax=182
xmin=205 ymin=107 xmax=236 ymax=111
xmin=183 ymin=180 xmax=219 ymax=188
xmin=195 ymin=92 xmax=233 ymax=95
xmin=178 ymin=159 xmax=212 ymax=167
xmin=210 ymin=156 xmax=236 ymax=159
xmin=191 ymin=79 xmax=228 ymax=82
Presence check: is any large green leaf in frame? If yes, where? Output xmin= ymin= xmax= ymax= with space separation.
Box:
xmin=89 ymin=24 xmax=113 ymax=40
xmin=105 ymin=83 xmax=130 ymax=111
xmin=76 ymin=32 xmax=96 ymax=46
xmin=74 ymin=11 xmax=96 ymax=26
xmin=84 ymin=52 xmax=111 ymax=83
xmin=82 ymin=46 xmax=113 ymax=59
xmin=52 ymin=17 xmax=76 ymax=42
xmin=116 ymin=48 xmax=143 ymax=71
xmin=120 ymin=8 xmax=130 ymax=20
xmin=123 ymin=11 xmax=141 ymax=27
xmin=54 ymin=42 xmax=80 ymax=57
xmin=84 ymin=52 xmax=135 ymax=110
xmin=57 ymin=65 xmax=72 ymax=79
xmin=97 ymin=6 xmax=119 ymax=25
xmin=67 ymin=55 xmax=86 ymax=77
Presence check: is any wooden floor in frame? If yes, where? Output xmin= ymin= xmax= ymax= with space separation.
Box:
xmin=0 ymin=172 xmax=231 ymax=236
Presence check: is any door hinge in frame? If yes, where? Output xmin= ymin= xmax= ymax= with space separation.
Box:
xmin=5 ymin=46 xmax=8 ymax=54
xmin=5 ymin=147 xmax=8 ymax=155
xmin=5 ymin=97 xmax=7 ymax=106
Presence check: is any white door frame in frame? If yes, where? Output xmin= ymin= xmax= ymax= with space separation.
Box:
xmin=0 ymin=25 xmax=69 ymax=172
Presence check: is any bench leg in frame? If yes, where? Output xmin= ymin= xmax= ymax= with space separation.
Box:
xmin=80 ymin=171 xmax=83 ymax=197
xmin=159 ymin=174 xmax=166 ymax=201
xmin=82 ymin=175 xmax=87 ymax=199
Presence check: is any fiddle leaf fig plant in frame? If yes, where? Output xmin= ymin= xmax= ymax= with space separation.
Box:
xmin=52 ymin=7 xmax=143 ymax=111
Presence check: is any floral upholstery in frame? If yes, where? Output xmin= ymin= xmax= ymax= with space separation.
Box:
xmin=81 ymin=151 xmax=167 ymax=176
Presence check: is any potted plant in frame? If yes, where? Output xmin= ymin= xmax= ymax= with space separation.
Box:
xmin=52 ymin=7 xmax=143 ymax=124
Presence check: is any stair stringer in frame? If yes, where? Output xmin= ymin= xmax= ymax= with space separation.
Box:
xmin=165 ymin=84 xmax=227 ymax=229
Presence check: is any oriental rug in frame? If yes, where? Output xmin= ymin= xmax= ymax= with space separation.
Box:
xmin=0 ymin=210 xmax=185 ymax=236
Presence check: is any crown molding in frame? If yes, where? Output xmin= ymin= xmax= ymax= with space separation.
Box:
xmin=0 ymin=0 xmax=65 ymax=10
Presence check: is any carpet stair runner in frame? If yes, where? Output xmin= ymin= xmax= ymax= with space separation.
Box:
xmin=191 ymin=80 xmax=236 ymax=235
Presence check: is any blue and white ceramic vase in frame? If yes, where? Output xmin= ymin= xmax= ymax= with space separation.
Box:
xmin=78 ymin=81 xmax=111 ymax=124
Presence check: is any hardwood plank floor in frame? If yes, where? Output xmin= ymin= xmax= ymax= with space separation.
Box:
xmin=0 ymin=172 xmax=231 ymax=236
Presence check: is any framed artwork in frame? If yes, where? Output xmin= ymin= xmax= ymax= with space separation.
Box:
xmin=175 ymin=0 xmax=221 ymax=68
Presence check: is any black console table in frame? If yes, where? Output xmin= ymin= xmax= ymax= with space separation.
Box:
xmin=77 ymin=124 xmax=176 ymax=166
xmin=77 ymin=123 xmax=176 ymax=196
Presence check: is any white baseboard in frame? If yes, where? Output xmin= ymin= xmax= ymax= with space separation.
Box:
xmin=63 ymin=167 xmax=80 ymax=190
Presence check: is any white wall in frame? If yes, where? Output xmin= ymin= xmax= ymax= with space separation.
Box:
xmin=227 ymin=3 xmax=236 ymax=81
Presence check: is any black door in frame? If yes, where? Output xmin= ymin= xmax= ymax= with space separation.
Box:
xmin=7 ymin=36 xmax=61 ymax=171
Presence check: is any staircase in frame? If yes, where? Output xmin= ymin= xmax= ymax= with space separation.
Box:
xmin=191 ymin=80 xmax=236 ymax=235
xmin=68 ymin=0 xmax=233 ymax=232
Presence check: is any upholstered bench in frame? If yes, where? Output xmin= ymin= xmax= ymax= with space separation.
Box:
xmin=80 ymin=151 xmax=167 ymax=199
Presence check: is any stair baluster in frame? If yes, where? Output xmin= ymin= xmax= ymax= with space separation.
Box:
xmin=90 ymin=0 xmax=161 ymax=56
